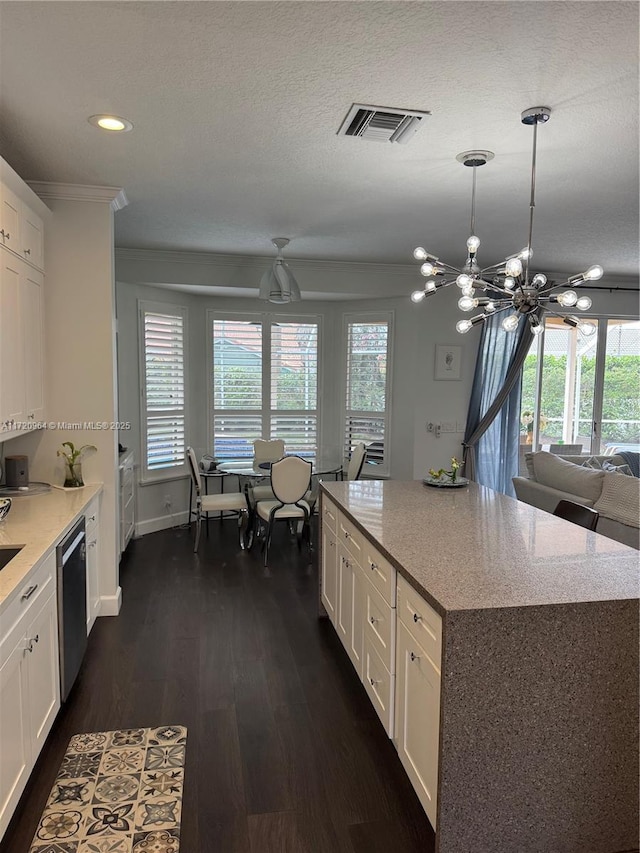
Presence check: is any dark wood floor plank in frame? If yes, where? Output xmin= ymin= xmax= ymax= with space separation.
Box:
xmin=0 ymin=522 xmax=433 ymax=853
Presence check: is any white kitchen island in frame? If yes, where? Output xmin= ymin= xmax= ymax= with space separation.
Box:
xmin=319 ymin=479 xmax=639 ymax=853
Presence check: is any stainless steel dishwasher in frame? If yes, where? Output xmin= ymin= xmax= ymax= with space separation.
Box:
xmin=56 ymin=517 xmax=87 ymax=701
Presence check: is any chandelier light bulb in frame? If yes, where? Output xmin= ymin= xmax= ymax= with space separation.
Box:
xmin=518 ymin=247 xmax=533 ymax=260
xmin=504 ymin=277 xmax=515 ymax=290
xmin=531 ymin=323 xmax=544 ymax=336
xmin=576 ymin=295 xmax=593 ymax=311
xmin=584 ymin=265 xmax=604 ymax=281
xmin=505 ymin=257 xmax=523 ymax=277
xmin=557 ymin=290 xmax=578 ymax=307
xmin=413 ymin=247 xmax=428 ymax=261
xmin=460 ymin=285 xmax=474 ymax=297
xmin=456 ymin=273 xmax=472 ymax=288
xmin=425 ymin=279 xmax=437 ymax=292
xmin=467 ymin=235 xmax=481 ymax=252
xmin=411 ymin=289 xmax=426 ymax=303
xmin=420 ymin=262 xmax=435 ymax=276
xmin=532 ymin=273 xmax=547 ymax=286
xmin=485 ymin=301 xmax=496 ymax=312
xmin=501 ymin=314 xmax=520 ymax=332
xmin=456 ymin=319 xmax=473 ymax=334
xmin=458 ymin=296 xmax=476 ymax=311
xmin=579 ymin=321 xmax=597 ymax=336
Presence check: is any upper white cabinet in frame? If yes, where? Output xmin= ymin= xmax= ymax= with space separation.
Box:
xmin=0 ymin=178 xmax=44 ymax=272
xmin=0 ymin=157 xmax=49 ymax=436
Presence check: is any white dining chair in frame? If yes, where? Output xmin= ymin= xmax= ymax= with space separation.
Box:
xmin=254 ymin=455 xmax=312 ymax=566
xmin=187 ymin=447 xmax=249 ymax=552
xmin=250 ymin=438 xmax=285 ymax=503
xmin=346 ymin=442 xmax=367 ymax=480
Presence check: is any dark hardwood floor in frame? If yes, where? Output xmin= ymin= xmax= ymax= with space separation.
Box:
xmin=1 ymin=519 xmax=435 ymax=853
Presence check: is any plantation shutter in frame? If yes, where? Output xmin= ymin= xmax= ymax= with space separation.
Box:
xmin=213 ymin=319 xmax=263 ymax=458
xmin=270 ymin=322 xmax=318 ymax=456
xmin=344 ymin=318 xmax=391 ymax=471
xmin=143 ymin=309 xmax=186 ymax=471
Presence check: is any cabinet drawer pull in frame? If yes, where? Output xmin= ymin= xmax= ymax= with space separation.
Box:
xmin=413 ymin=612 xmax=421 ymax=623
xmin=410 ymin=651 xmax=419 ymax=662
xmin=344 ymin=531 xmax=350 ymax=539
xmin=32 ymin=634 xmax=39 ymax=644
xmin=0 ymin=230 xmax=10 ymax=240
xmin=369 ymin=677 xmax=379 ymax=686
xmin=369 ymin=615 xmax=376 ymax=624
xmin=88 ymin=514 xmax=96 ymax=522
xmin=370 ymin=562 xmax=378 ymax=571
xmin=24 ymin=247 xmax=31 ymax=255
xmin=345 ymin=559 xmax=351 ymax=569
xmin=89 ymin=540 xmax=97 ymax=548
xmin=21 ymin=584 xmax=38 ymax=601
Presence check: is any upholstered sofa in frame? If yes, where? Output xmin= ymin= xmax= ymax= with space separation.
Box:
xmin=513 ymin=451 xmax=640 ymax=550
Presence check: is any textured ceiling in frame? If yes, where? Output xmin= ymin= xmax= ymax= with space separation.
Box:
xmin=1 ymin=1 xmax=638 ymax=279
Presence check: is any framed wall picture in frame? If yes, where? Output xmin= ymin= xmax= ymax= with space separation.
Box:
xmin=434 ymin=344 xmax=462 ymax=380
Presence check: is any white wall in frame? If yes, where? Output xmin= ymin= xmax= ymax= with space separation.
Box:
xmin=5 ymin=196 xmax=121 ymax=614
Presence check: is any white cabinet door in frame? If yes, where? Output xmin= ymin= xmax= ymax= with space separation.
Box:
xmin=26 ymin=591 xmax=60 ymax=755
xmin=0 ymin=637 xmax=31 ymax=838
xmin=86 ymin=532 xmax=100 ymax=634
xmin=395 ymin=619 xmax=440 ymax=829
xmin=0 ymin=183 xmax=20 ymax=255
xmin=336 ymin=546 xmax=353 ymax=649
xmin=22 ymin=265 xmax=44 ymax=422
xmin=21 ymin=205 xmax=44 ymax=270
xmin=348 ymin=562 xmax=364 ymax=678
xmin=321 ymin=522 xmax=338 ymax=624
xmin=0 ymin=251 xmax=25 ymax=427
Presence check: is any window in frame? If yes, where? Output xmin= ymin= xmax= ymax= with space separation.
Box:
xmin=210 ymin=313 xmax=320 ymax=459
xmin=343 ymin=313 xmax=393 ymax=474
xmin=139 ymin=302 xmax=187 ymax=477
xmin=520 ymin=316 xmax=640 ymax=456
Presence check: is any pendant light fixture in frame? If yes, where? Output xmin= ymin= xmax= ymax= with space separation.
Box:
xmin=259 ymin=238 xmax=301 ymax=304
xmin=411 ymin=107 xmax=603 ymax=338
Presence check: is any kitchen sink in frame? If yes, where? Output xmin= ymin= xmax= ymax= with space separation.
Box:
xmin=0 ymin=547 xmax=23 ymax=570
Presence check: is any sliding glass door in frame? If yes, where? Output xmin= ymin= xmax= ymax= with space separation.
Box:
xmin=521 ymin=317 xmax=639 ymax=457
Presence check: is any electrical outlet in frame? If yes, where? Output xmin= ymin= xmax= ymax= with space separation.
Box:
xmin=441 ymin=421 xmax=456 ymax=433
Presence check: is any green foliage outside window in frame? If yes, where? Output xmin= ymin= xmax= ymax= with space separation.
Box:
xmin=521 ymin=353 xmax=640 ymax=442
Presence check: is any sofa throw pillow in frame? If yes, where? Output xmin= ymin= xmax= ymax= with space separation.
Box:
xmin=533 ymin=451 xmax=605 ymax=502
xmin=594 ymin=471 xmax=640 ymax=529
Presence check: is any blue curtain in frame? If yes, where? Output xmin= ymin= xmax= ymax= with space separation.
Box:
xmin=463 ymin=312 xmax=534 ymax=496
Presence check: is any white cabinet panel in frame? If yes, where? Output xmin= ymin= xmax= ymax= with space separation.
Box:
xmin=0 ymin=253 xmax=24 ymax=427
xmin=0 ymin=183 xmax=20 ymax=256
xmin=395 ymin=619 xmax=440 ymax=829
xmin=22 ymin=266 xmax=44 ymax=422
xmin=363 ymin=632 xmax=394 ymax=735
xmin=0 ymin=636 xmax=30 ymax=838
xmin=26 ymin=591 xmax=60 ymax=754
xmin=21 ymin=206 xmax=43 ymax=270
xmin=321 ymin=522 xmax=338 ymax=624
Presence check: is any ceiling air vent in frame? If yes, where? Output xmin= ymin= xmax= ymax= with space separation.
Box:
xmin=337 ymin=103 xmax=430 ymax=144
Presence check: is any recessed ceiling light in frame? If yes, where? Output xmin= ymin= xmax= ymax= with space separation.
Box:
xmin=88 ymin=114 xmax=133 ymax=132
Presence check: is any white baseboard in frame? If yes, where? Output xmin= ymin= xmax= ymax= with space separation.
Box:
xmin=100 ymin=586 xmax=122 ymax=616
xmin=135 ymin=511 xmax=189 ymax=537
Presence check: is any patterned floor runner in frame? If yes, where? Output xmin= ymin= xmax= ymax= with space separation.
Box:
xmin=29 ymin=725 xmax=187 ymax=853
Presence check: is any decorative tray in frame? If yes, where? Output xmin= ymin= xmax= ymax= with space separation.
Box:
xmin=422 ymin=477 xmax=469 ymax=489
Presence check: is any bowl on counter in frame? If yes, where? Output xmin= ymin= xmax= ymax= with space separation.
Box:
xmin=0 ymin=497 xmax=12 ymax=521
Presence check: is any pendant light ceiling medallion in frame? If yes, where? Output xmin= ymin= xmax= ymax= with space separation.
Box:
xmin=259 ymin=238 xmax=301 ymax=304
xmin=411 ymin=107 xmax=602 ymax=338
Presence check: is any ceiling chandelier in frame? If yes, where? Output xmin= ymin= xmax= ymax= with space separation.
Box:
xmin=259 ymin=237 xmax=301 ymax=303
xmin=411 ymin=106 xmax=602 ymax=338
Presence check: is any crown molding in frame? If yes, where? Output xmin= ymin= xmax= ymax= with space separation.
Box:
xmin=27 ymin=182 xmax=129 ymax=211
xmin=115 ymin=247 xmax=418 ymax=277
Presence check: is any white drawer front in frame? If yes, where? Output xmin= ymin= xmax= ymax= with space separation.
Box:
xmin=364 ymin=577 xmax=396 ymax=674
xmin=0 ymin=551 xmax=56 ymax=651
xmin=362 ymin=539 xmax=395 ymax=607
xmin=397 ymin=574 xmax=442 ymax=671
xmin=363 ymin=633 xmax=394 ymax=736
xmin=338 ymin=512 xmax=363 ymax=564
xmin=321 ymin=495 xmax=338 ymax=535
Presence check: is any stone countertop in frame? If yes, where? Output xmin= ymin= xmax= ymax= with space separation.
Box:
xmin=321 ymin=479 xmax=639 ymax=614
xmin=0 ymin=483 xmax=102 ymax=608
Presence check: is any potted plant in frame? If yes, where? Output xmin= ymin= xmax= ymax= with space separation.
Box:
xmin=57 ymin=441 xmax=96 ymax=487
